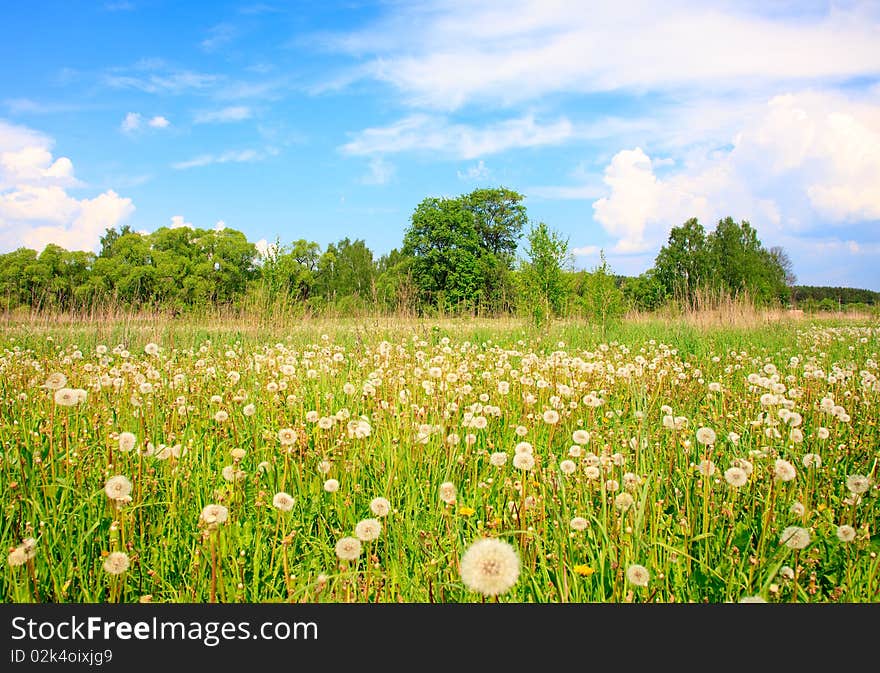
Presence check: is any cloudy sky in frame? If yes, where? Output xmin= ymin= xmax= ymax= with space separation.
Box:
xmin=1 ymin=0 xmax=879 ymax=289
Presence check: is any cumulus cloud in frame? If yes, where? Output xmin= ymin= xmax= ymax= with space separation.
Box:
xmin=590 ymin=90 xmax=880 ymax=254
xmin=148 ymin=115 xmax=170 ymax=128
xmin=169 ymin=215 xmax=193 ymax=229
xmin=0 ymin=120 xmax=134 ymax=251
xmin=341 ymin=114 xmax=573 ymax=159
xmin=121 ymin=112 xmax=170 ymax=133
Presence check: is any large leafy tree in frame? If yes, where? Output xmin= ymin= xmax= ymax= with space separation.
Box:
xmin=653 ymin=217 xmax=710 ymax=302
xmin=402 ymin=196 xmax=483 ymax=309
xmin=315 ymin=237 xmax=375 ymax=302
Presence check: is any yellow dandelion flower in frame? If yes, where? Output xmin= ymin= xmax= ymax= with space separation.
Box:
xmin=458 ymin=506 xmax=476 ymax=517
xmin=573 ymin=564 xmax=595 ymax=577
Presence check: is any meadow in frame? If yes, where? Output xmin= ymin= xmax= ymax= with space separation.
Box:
xmin=1 ymin=313 xmax=878 ymax=603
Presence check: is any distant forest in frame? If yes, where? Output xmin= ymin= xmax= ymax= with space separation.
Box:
xmin=1 ymin=187 xmax=876 ymax=317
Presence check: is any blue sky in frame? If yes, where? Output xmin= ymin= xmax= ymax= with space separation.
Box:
xmin=1 ymin=0 xmax=879 ymax=289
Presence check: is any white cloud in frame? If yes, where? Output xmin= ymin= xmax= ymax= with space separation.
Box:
xmin=0 ymin=120 xmax=134 ymax=252
xmin=590 ymin=90 xmax=880 ymax=255
xmin=325 ymin=1 xmax=880 ymax=110
xmin=360 ymin=157 xmax=395 ymax=185
xmin=341 ymin=114 xmax=573 ymax=159
xmin=105 ymin=70 xmax=220 ymax=94
xmin=457 ymin=160 xmax=489 ymax=181
xmin=148 ymin=115 xmax=170 ymax=128
xmin=214 ymin=220 xmax=226 ymax=231
xmin=571 ymin=245 xmax=600 ymax=257
xmin=201 ymin=23 xmax=237 ymax=52
xmin=171 ymin=148 xmax=275 ymax=170
xmin=169 ymin=215 xmax=193 ymax=229
xmin=194 ymin=106 xmax=252 ymax=124
xmin=121 ymin=112 xmax=142 ymax=133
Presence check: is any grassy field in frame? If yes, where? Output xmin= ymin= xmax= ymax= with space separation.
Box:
xmin=1 ymin=314 xmax=878 ymax=603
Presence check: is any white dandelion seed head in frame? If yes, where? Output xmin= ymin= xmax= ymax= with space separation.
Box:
xmin=104 ymin=475 xmax=132 ymax=500
xmin=514 ymin=441 xmax=533 ymax=455
xmin=355 ymin=518 xmax=382 ymax=542
xmin=335 ymin=536 xmax=362 ymax=561
xmin=489 ymin=452 xmax=508 ymax=467
xmin=559 ymin=459 xmax=576 ymax=475
xmin=774 ymin=459 xmax=797 ymax=482
xmin=724 ymin=467 xmax=748 ymax=488
xmin=780 ymin=526 xmax=810 ymax=550
xmin=272 ymin=492 xmax=294 ymax=512
xmin=614 ymin=492 xmax=635 ymax=511
xmin=459 ymin=538 xmax=520 ymax=597
xmin=200 ymin=504 xmax=229 ymax=527
xmin=369 ymin=497 xmax=391 ymax=517
xmin=323 ymin=478 xmax=340 ymax=493
xmin=103 ymin=551 xmax=130 ymax=575
xmin=696 ymin=427 xmax=716 ymax=446
xmin=626 ymin=563 xmax=650 ymax=587
xmin=836 ymin=524 xmax=856 ymax=543
xmin=739 ymin=595 xmax=767 ymax=603
xmin=439 ymin=481 xmax=457 ymax=504
xmin=512 ymin=453 xmax=535 ymax=471
xmin=801 ymin=453 xmax=822 ymax=468
xmin=570 ymin=516 xmax=588 ymax=531
xmin=572 ymin=429 xmax=591 ymax=445
xmin=53 ymin=387 xmax=79 ymax=407
xmin=846 ymin=474 xmax=870 ymax=495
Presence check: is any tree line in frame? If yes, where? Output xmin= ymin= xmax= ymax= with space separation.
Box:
xmin=0 ymin=186 xmax=872 ymax=317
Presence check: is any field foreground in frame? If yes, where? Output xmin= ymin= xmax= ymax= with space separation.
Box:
xmin=1 ymin=316 xmax=878 ymax=603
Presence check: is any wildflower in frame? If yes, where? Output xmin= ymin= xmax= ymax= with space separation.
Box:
xmin=696 ymin=427 xmax=716 ymax=446
xmin=846 ymin=474 xmax=870 ymax=495
xmin=272 ymin=492 xmax=295 ymax=512
xmin=724 ymin=467 xmax=748 ymax=488
xmin=43 ymin=372 xmax=67 ymax=390
xmin=512 ymin=453 xmax=535 ymax=471
xmin=573 ymin=564 xmax=595 ymax=577
xmin=278 ymin=428 xmax=297 ymax=445
xmin=489 ymin=452 xmax=508 ymax=467
xmin=103 ymin=551 xmax=130 ymax=575
xmin=54 ymin=388 xmax=79 ymax=407
xmin=614 ymin=492 xmax=635 ymax=511
xmin=779 ymin=566 xmax=795 ymax=580
xmin=459 ymin=538 xmax=520 ymax=597
xmin=559 ymin=460 xmax=576 ymax=475
xmin=570 ymin=517 xmax=588 ymax=531
xmin=214 ymin=410 xmax=229 ymax=423
xmin=584 ymin=466 xmax=601 ymax=480
xmin=200 ymin=504 xmax=229 ymax=528
xmin=439 ymin=482 xmax=457 ymax=504
xmin=144 ymin=342 xmax=159 ymax=356
xmin=514 ymin=441 xmax=533 ymax=455
xmin=355 ymin=518 xmax=382 ymax=541
xmin=773 ymin=459 xmax=797 ymax=482
xmin=542 ymin=409 xmax=560 ymax=425
xmin=369 ymin=497 xmax=391 ymax=517
xmin=104 ymin=475 xmax=132 ymax=501
xmin=335 ymin=536 xmax=362 ymax=561
xmin=801 ymin=453 xmax=822 ymax=468
xmin=323 ymin=479 xmax=340 ymax=493
xmin=697 ymin=460 xmax=716 ymax=477
xmin=836 ymin=525 xmax=856 ymax=543
xmin=458 ymin=506 xmax=476 ymax=517
xmin=790 ymin=502 xmax=805 ymax=517
xmin=242 ymin=403 xmax=256 ymax=417
xmin=7 ymin=547 xmax=27 ymax=567
xmin=572 ymin=429 xmax=591 ymax=445
xmin=779 ymin=526 xmax=811 ymax=550
xmin=626 ymin=564 xmax=650 ymax=587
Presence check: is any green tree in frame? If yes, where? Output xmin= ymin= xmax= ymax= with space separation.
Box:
xmin=402 ymin=197 xmax=484 ymax=311
xmin=579 ymin=251 xmax=626 ymax=330
xmin=519 ymin=222 xmax=570 ymax=327
xmin=653 ymin=217 xmax=710 ymax=303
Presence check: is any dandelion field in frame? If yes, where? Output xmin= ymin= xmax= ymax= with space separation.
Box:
xmin=1 ymin=316 xmax=878 ymax=603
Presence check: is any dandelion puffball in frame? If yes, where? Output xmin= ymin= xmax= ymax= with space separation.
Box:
xmin=369 ymin=497 xmax=391 ymax=517
xmin=459 ymin=538 xmax=520 ymax=597
xmin=103 ymin=551 xmax=130 ymax=575
xmin=626 ymin=564 xmax=650 ymax=587
xmin=355 ymin=518 xmax=382 ymax=542
xmin=335 ymin=536 xmax=362 ymax=561
xmin=272 ymin=492 xmax=294 ymax=512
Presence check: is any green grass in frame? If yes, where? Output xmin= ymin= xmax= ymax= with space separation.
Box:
xmin=1 ymin=315 xmax=878 ymax=603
